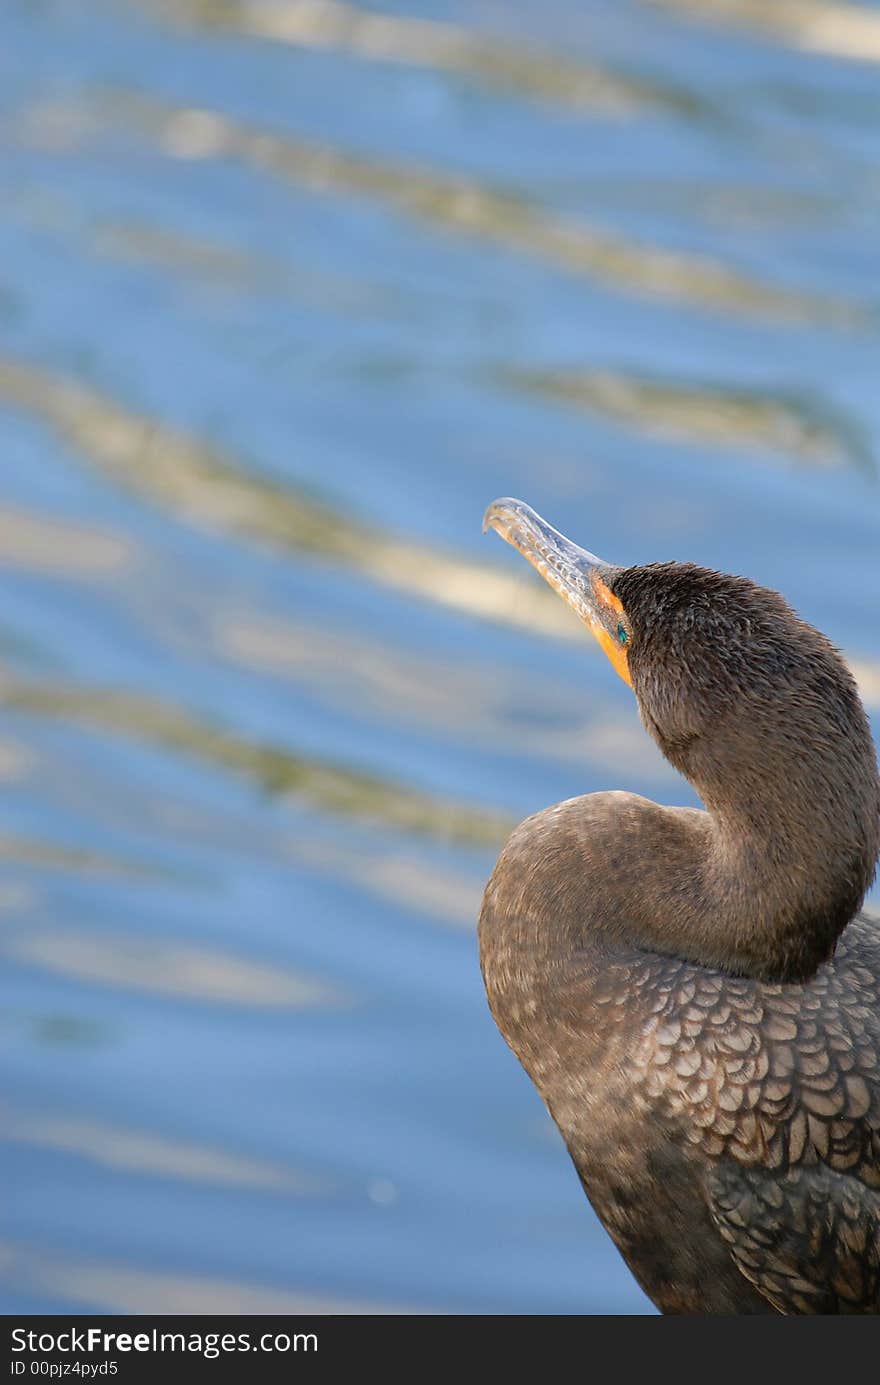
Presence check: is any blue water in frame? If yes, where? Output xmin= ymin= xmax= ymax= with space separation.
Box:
xmin=1 ymin=0 xmax=879 ymax=1315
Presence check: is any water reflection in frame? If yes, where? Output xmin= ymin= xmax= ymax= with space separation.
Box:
xmin=646 ymin=0 xmax=880 ymax=62
xmin=5 ymin=187 xmax=388 ymax=314
xmin=0 ymin=834 xmax=159 ymax=878
xmin=850 ymin=659 xmax=880 ymax=710
xmin=211 ymin=610 xmax=675 ymax=776
xmin=287 ymin=835 xmax=485 ymax=930
xmin=503 ymin=366 xmax=873 ymax=472
xmin=0 ymin=740 xmax=31 ymax=785
xmin=0 ymin=1245 xmax=405 ymax=1314
xmin=12 ymin=93 xmax=864 ymax=324
xmin=124 ymin=100 xmax=870 ymax=324
xmin=151 ymin=0 xmax=717 ymax=119
xmin=96 ymin=221 xmax=269 ymax=289
xmin=2 ymin=679 xmax=513 ymax=845
xmin=2 ymin=1112 xmax=329 ymax=1192
xmin=4 ymin=928 xmax=340 ymax=1007
xmin=29 ymin=1015 xmax=116 ymax=1048
xmin=0 ymin=503 xmax=134 ymax=576
xmin=0 ymin=357 xmax=570 ymax=639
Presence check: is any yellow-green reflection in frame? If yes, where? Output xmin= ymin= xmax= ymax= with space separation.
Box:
xmin=3 ymin=928 xmax=340 ymax=1007
xmin=0 ymin=502 xmax=134 ymax=576
xmin=0 ymin=1243 xmax=407 ymax=1314
xmin=94 ymin=218 xmax=385 ymax=313
xmin=213 ymin=611 xmax=532 ymax=739
xmin=504 ymin=367 xmax=873 ymax=471
xmin=6 ymin=188 xmax=395 ymax=314
xmin=31 ymin=1014 xmax=114 ymax=1047
xmin=0 ymin=355 xmax=570 ymax=640
xmin=288 ymin=836 xmax=485 ymax=930
xmin=213 ymin=610 xmax=679 ymax=780
xmin=0 ymin=739 xmax=31 ymax=784
xmin=2 ymin=1112 xmax=330 ymax=1192
xmin=12 ymin=94 xmax=863 ymax=325
xmin=5 ymin=186 xmax=260 ymax=290
xmin=96 ymin=220 xmax=265 ymax=285
xmin=2 ymin=678 xmax=513 ymax=846
xmin=149 ymin=0 xmax=714 ymax=119
xmin=646 ymin=0 xmax=880 ymax=63
xmin=849 ymin=658 xmax=880 ymax=710
xmin=126 ymin=98 xmax=863 ymax=325
xmin=0 ymin=834 xmax=159 ymax=879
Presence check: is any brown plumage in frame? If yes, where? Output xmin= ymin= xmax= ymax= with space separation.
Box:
xmin=479 ymin=498 xmax=880 ymax=1314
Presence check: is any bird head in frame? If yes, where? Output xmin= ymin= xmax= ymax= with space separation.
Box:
xmin=483 ymin=497 xmax=878 ymax=826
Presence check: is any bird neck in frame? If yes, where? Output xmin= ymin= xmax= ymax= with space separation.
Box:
xmin=673 ymin=737 xmax=880 ymax=981
xmin=479 ymin=712 xmax=879 ymax=1003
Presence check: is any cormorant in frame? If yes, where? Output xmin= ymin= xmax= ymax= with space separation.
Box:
xmin=480 ymin=497 xmax=880 ymax=1314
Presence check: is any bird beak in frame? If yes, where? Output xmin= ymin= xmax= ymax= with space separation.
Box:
xmin=483 ymin=497 xmax=632 ymax=687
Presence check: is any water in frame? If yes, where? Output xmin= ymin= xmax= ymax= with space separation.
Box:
xmin=1 ymin=0 xmax=879 ymax=1316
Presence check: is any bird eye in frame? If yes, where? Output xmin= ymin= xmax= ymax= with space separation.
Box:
xmin=617 ymin=620 xmax=629 ymax=646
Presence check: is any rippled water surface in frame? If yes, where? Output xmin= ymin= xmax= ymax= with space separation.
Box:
xmin=2 ymin=0 xmax=880 ymax=1315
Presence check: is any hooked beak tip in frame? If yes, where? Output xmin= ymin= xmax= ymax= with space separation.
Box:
xmin=482 ymin=497 xmax=522 ymax=539
xmin=482 ymin=499 xmax=500 ymax=536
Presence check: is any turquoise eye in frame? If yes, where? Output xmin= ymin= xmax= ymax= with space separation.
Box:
xmin=617 ymin=620 xmax=629 ymax=646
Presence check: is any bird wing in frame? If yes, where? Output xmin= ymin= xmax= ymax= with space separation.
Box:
xmin=706 ymin=1161 xmax=880 ymax=1313
xmin=699 ymin=927 xmax=880 ymax=1314
xmin=631 ymin=920 xmax=880 ymax=1314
